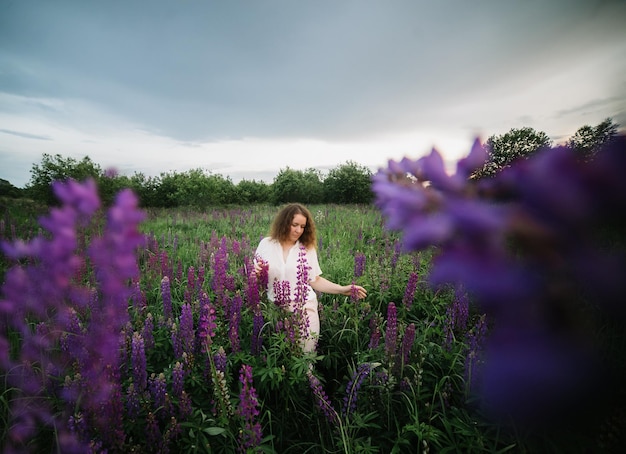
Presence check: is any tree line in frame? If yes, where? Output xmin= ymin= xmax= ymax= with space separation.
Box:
xmin=0 ymin=118 xmax=618 ymax=207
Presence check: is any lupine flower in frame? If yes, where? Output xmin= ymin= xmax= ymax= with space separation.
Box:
xmin=146 ymin=412 xmax=161 ymax=449
xmin=126 ymin=383 xmax=141 ymax=420
xmin=131 ymin=331 xmax=148 ymax=391
xmin=402 ymin=272 xmax=419 ymax=310
xmin=172 ymin=361 xmax=185 ymax=398
xmin=444 ymin=290 xmax=470 ymax=349
xmin=0 ymin=179 xmax=144 ymax=452
xmin=399 ymin=323 xmax=416 ymax=370
xmin=171 ymin=322 xmax=183 ymax=359
xmin=214 ymin=346 xmax=227 ymax=374
xmin=149 ymin=373 xmax=167 ymax=411
xmin=185 ymin=265 xmax=196 ymax=304
xmin=294 ymin=245 xmax=310 ymax=304
xmin=385 ymin=302 xmax=398 ymax=359
xmin=196 ymin=294 xmax=217 ymax=353
xmin=349 ymin=282 xmax=360 ymax=303
xmin=308 ymin=372 xmax=339 ymax=425
xmin=368 ymin=316 xmax=381 ymax=349
xmin=161 ymin=276 xmax=173 ymax=320
xmin=373 ymin=136 xmax=626 ymax=429
xmin=211 ymin=369 xmax=234 ymax=420
xmin=342 ymin=363 xmax=371 ymax=417
xmin=179 ymin=303 xmax=195 ymax=358
xmin=354 ymin=252 xmax=366 ymax=278
xmin=273 ymin=280 xmax=291 ymax=309
xmin=254 ymin=254 xmax=269 ymax=292
xmin=229 ymin=295 xmax=243 ymax=353
xmin=237 ymin=364 xmax=263 ymax=452
xmin=142 ymin=313 xmax=155 ymax=351
xmin=178 ymin=390 xmax=192 ymax=420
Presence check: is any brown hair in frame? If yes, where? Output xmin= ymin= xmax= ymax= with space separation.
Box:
xmin=270 ymin=203 xmax=317 ymax=249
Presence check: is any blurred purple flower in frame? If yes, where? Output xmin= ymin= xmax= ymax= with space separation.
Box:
xmin=342 ymin=363 xmax=371 ymax=417
xmin=308 ymin=372 xmax=339 ymax=425
xmin=237 ymin=364 xmax=263 ymax=452
xmin=373 ymin=135 xmax=626 ymax=428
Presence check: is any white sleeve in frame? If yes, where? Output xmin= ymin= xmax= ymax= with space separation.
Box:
xmin=307 ymin=247 xmax=322 ymax=281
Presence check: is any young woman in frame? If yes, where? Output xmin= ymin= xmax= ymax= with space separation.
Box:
xmin=254 ymin=203 xmax=367 ymax=352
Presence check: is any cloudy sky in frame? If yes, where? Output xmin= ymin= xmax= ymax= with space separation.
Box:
xmin=1 ymin=0 xmax=625 ymax=188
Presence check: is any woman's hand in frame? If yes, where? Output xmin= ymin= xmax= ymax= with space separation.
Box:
xmin=341 ymin=284 xmax=367 ymax=300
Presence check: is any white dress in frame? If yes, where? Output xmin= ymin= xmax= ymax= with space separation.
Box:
xmin=255 ymin=237 xmax=322 ymax=352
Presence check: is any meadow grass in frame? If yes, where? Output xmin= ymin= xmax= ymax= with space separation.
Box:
xmin=2 ymin=199 xmax=608 ymax=452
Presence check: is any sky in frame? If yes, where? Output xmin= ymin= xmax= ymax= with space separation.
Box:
xmin=1 ymin=0 xmax=625 ymax=189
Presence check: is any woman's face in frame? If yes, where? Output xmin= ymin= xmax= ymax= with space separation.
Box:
xmin=288 ymin=213 xmax=307 ymax=243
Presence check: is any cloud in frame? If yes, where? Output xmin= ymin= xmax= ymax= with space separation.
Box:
xmin=0 ymin=0 xmax=625 ymax=188
xmin=0 ymin=129 xmax=51 ymax=141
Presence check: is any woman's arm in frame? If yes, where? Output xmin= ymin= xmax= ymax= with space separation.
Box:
xmin=309 ymin=276 xmax=367 ymax=300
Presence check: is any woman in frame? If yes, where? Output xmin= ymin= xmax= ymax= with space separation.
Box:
xmin=254 ymin=203 xmax=367 ymax=352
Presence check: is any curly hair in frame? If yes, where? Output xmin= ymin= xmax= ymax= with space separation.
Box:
xmin=269 ymin=203 xmax=317 ymax=249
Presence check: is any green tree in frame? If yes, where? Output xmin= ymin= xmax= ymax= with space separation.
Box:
xmin=474 ymin=127 xmax=551 ymax=178
xmin=0 ymin=179 xmax=23 ymax=198
xmin=567 ymin=118 xmax=618 ymax=161
xmin=26 ymin=154 xmax=103 ymax=204
xmin=271 ymin=167 xmax=323 ymax=205
xmin=155 ymin=169 xmax=237 ymax=208
xmin=235 ymin=179 xmax=271 ymax=204
xmin=323 ymin=160 xmax=373 ymax=204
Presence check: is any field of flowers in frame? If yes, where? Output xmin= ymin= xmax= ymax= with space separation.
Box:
xmin=2 ymin=136 xmax=625 ymax=453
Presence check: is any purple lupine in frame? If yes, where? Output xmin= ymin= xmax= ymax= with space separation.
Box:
xmin=171 ymin=322 xmax=183 ymax=359
xmin=254 ymin=254 xmax=269 ymax=292
xmin=402 ymin=272 xmax=419 ymax=310
xmin=214 ymin=346 xmax=227 ymax=374
xmin=368 ymin=316 xmax=381 ymax=349
xmin=444 ymin=290 xmax=470 ymax=349
xmin=354 ymin=252 xmax=366 ymax=278
xmin=294 ymin=245 xmax=311 ymax=304
xmin=237 ymin=364 xmax=263 ymax=452
xmin=172 ymin=361 xmax=185 ymax=398
xmin=161 ymin=276 xmax=173 ymax=320
xmin=179 ymin=390 xmax=192 ymax=420
xmin=228 ymin=295 xmax=243 ymax=353
xmin=464 ymin=315 xmax=487 ymax=389
xmin=142 ymin=313 xmax=155 ymax=351
xmin=185 ymin=265 xmax=196 ymax=304
xmin=211 ymin=241 xmax=230 ymax=309
xmin=399 ymin=323 xmax=416 ymax=370
xmin=146 ymin=412 xmax=161 ymax=449
xmin=385 ymin=302 xmax=398 ymax=359
xmin=126 ymin=383 xmax=141 ymax=420
xmin=131 ymin=332 xmax=148 ymax=391
xmin=349 ymin=282 xmax=360 ymax=303
xmin=197 ymin=265 xmax=206 ymax=294
xmin=342 ymin=363 xmax=372 ymax=417
xmin=273 ymin=280 xmax=291 ymax=309
xmin=130 ymin=278 xmax=147 ymax=312
xmin=196 ymin=293 xmax=217 ymax=353
xmin=149 ymin=372 xmax=168 ymax=411
xmin=373 ymin=136 xmax=626 ymax=427
xmin=179 ymin=303 xmax=195 ymax=358
xmin=0 ymin=179 xmax=145 ymax=452
xmin=308 ymin=372 xmax=339 ymax=425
